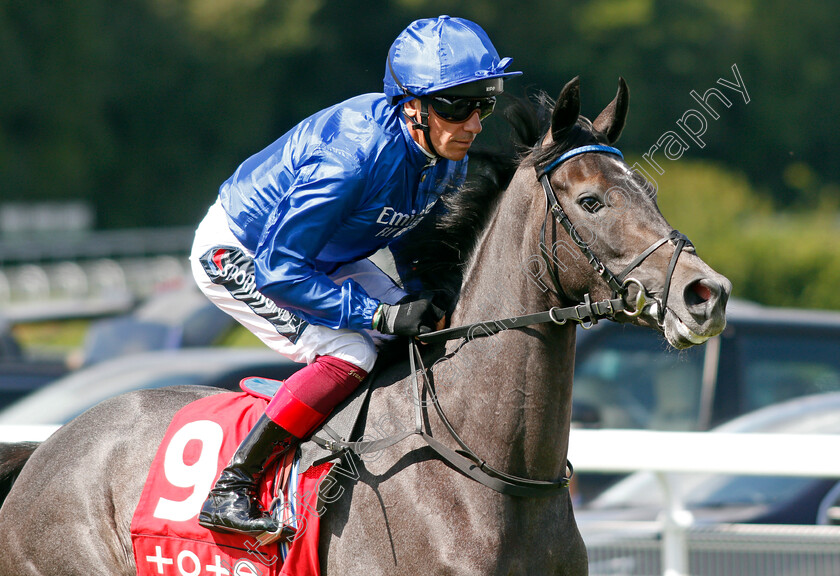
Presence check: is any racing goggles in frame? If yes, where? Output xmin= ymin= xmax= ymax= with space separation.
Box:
xmin=425 ymin=95 xmax=496 ymax=123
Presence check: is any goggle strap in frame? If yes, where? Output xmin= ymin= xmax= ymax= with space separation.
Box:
xmin=418 ymin=101 xmax=441 ymax=157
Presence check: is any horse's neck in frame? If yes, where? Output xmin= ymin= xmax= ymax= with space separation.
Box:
xmin=440 ymin=180 xmax=576 ymax=480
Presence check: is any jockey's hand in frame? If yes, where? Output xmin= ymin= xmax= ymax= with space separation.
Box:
xmin=373 ymin=297 xmax=444 ymax=337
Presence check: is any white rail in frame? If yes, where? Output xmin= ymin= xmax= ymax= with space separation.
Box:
xmin=568 ymin=429 xmax=840 ymax=477
xmin=569 ymin=429 xmax=840 ymax=576
xmin=6 ymin=427 xmax=835 ymax=474
xmin=0 ymin=425 xmax=61 ymax=442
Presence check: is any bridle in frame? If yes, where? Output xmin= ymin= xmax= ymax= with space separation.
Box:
xmin=312 ymin=144 xmax=693 ymax=498
xmin=418 ymin=143 xmax=693 ymax=344
xmin=536 ymin=143 xmax=692 ymax=328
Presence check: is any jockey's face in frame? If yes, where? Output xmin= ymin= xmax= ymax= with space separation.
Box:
xmin=403 ymin=99 xmax=483 ymax=161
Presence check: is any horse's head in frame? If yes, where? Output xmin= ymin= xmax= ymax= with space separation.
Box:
xmin=530 ymin=77 xmax=730 ymax=348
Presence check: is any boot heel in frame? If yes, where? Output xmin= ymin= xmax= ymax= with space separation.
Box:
xmin=199 ymin=415 xmax=299 ymax=535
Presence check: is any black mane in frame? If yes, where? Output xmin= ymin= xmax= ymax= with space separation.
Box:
xmin=526 ymin=115 xmax=608 ymax=172
xmin=0 ymin=442 xmax=38 ymax=507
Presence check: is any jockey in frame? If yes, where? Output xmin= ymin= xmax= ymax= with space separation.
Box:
xmin=190 ymin=15 xmax=521 ymax=537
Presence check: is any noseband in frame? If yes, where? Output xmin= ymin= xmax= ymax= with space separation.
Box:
xmin=537 ymin=144 xmax=691 ymax=327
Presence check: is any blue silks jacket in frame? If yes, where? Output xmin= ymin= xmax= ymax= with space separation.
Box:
xmin=219 ymin=93 xmax=468 ymax=331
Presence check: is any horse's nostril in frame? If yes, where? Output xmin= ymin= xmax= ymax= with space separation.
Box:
xmin=685 ymin=279 xmax=716 ymax=307
xmin=693 ymin=283 xmax=712 ymax=302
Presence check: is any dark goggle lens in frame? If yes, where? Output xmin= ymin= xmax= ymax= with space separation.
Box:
xmin=427 ymin=96 xmax=496 ymax=122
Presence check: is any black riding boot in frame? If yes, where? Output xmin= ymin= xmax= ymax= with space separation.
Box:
xmin=198 ymin=414 xmax=299 ymax=536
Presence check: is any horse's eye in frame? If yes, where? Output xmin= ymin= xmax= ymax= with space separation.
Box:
xmin=579 ymin=196 xmax=605 ymax=213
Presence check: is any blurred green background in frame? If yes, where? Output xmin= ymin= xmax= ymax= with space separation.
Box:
xmin=2 ymin=0 xmax=838 ymax=308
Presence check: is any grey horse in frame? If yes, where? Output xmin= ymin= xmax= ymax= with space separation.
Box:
xmin=0 ymin=78 xmax=729 ymax=575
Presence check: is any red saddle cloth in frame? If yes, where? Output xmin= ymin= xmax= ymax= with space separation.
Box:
xmin=130 ymin=391 xmax=333 ymax=576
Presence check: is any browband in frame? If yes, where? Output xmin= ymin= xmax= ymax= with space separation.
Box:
xmin=540 ymin=144 xmax=623 ymax=177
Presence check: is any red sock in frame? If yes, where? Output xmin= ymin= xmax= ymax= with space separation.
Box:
xmin=265 ymin=355 xmax=368 ymax=438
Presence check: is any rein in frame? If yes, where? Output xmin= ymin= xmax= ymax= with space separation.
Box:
xmin=316 ymin=144 xmax=692 ymax=498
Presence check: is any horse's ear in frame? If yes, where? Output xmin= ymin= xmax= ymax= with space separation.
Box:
xmin=593 ymin=77 xmax=629 ymax=144
xmin=551 ymin=76 xmax=581 ymax=141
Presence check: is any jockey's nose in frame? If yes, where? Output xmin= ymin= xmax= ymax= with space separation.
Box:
xmin=464 ymin=110 xmax=483 ymax=133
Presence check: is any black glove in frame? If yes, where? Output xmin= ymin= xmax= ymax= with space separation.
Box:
xmin=372 ymin=297 xmax=444 ymax=337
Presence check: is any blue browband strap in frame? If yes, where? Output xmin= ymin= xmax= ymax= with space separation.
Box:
xmin=541 ymin=144 xmax=623 ymax=176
